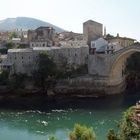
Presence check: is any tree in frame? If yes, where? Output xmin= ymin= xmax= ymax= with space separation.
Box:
xmin=49 ymin=135 xmax=57 ymax=140
xmin=0 ymin=70 xmax=9 ymax=85
xmin=9 ymin=32 xmax=18 ymax=39
xmin=8 ymin=73 xmax=27 ymax=89
xmin=106 ymin=34 xmax=114 ymax=39
xmin=119 ymin=107 xmax=140 ymax=140
xmin=6 ymin=42 xmax=14 ymax=49
xmin=16 ymin=44 xmax=27 ymax=48
xmin=32 ymin=53 xmax=57 ymax=94
xmin=69 ymin=124 xmax=96 ymax=140
xmin=107 ymin=129 xmax=118 ymax=140
xmin=107 ymin=106 xmax=140 ymax=140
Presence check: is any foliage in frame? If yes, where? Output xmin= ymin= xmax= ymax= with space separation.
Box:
xmin=0 ymin=70 xmax=9 ymax=85
xmin=125 ymin=52 xmax=140 ymax=89
xmin=9 ymin=32 xmax=18 ymax=40
xmin=119 ymin=106 xmax=140 ymax=140
xmin=8 ymin=73 xmax=27 ymax=89
xmin=107 ymin=129 xmax=118 ymax=140
xmin=0 ymin=48 xmax=8 ymax=54
xmin=69 ymin=124 xmax=96 ymax=140
xmin=32 ymin=52 xmax=57 ymax=91
xmin=126 ymin=52 xmax=140 ymax=73
xmin=107 ymin=106 xmax=140 ymax=140
xmin=106 ymin=34 xmax=114 ymax=39
xmin=16 ymin=44 xmax=27 ymax=49
xmin=49 ymin=135 xmax=57 ymax=140
xmin=6 ymin=42 xmax=14 ymax=49
xmin=134 ymin=42 xmax=140 ymax=46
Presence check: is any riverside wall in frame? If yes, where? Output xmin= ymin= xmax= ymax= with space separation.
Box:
xmin=53 ymin=75 xmax=126 ymax=97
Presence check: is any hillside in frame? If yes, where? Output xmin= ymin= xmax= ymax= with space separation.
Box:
xmin=0 ymin=17 xmax=65 ymax=32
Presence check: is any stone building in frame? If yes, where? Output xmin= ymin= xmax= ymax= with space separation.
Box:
xmin=0 ymin=32 xmax=9 ymax=41
xmin=0 ymin=46 xmax=88 ymax=75
xmin=83 ymin=20 xmax=103 ymax=46
xmin=91 ymin=38 xmax=124 ymax=55
xmin=107 ymin=34 xmax=135 ymax=47
xmin=59 ymin=32 xmax=87 ymax=48
xmin=28 ymin=27 xmax=55 ymax=47
xmin=1 ymin=49 xmax=34 ymax=74
xmin=30 ymin=39 xmax=53 ymax=48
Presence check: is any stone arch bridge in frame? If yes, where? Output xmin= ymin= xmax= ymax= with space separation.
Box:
xmin=88 ymin=44 xmax=140 ymax=89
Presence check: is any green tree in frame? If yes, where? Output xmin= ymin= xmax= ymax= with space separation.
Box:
xmin=107 ymin=129 xmax=118 ymax=140
xmin=106 ymin=34 xmax=114 ymax=39
xmin=69 ymin=124 xmax=96 ymax=140
xmin=107 ymin=106 xmax=140 ymax=140
xmin=32 ymin=53 xmax=57 ymax=94
xmin=16 ymin=44 xmax=27 ymax=48
xmin=9 ymin=32 xmax=18 ymax=39
xmin=0 ymin=48 xmax=8 ymax=54
xmin=6 ymin=42 xmax=14 ymax=49
xmin=49 ymin=135 xmax=57 ymax=140
xmin=119 ymin=107 xmax=140 ymax=140
xmin=8 ymin=73 xmax=27 ymax=89
xmin=0 ymin=70 xmax=9 ymax=85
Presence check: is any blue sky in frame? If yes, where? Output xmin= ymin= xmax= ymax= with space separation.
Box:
xmin=0 ymin=0 xmax=140 ymax=41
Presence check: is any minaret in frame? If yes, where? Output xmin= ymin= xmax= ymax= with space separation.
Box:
xmin=104 ymin=26 xmax=106 ymax=38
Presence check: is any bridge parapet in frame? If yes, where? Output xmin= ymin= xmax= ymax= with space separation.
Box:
xmin=110 ymin=45 xmax=140 ymax=65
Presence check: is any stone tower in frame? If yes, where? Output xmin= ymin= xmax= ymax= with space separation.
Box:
xmin=104 ymin=26 xmax=106 ymax=38
xmin=83 ymin=20 xmax=103 ymax=46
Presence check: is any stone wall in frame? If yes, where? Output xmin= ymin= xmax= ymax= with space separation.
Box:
xmin=88 ymin=54 xmax=111 ymax=76
xmin=1 ymin=46 xmax=89 ymax=75
xmin=54 ymin=75 xmax=125 ymax=96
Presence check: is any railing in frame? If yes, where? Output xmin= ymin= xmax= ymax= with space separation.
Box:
xmin=111 ymin=45 xmax=140 ymax=56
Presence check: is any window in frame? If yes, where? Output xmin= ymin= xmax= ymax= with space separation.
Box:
xmin=22 ymin=56 xmax=23 ymax=59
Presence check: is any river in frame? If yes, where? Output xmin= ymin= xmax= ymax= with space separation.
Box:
xmin=0 ymin=92 xmax=140 ymax=140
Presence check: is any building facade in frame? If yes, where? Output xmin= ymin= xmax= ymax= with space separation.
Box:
xmin=1 ymin=46 xmax=88 ymax=75
xmin=28 ymin=27 xmax=55 ymax=47
xmin=107 ymin=35 xmax=135 ymax=47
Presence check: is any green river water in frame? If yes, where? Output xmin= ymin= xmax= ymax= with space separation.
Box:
xmin=0 ymin=93 xmax=140 ymax=140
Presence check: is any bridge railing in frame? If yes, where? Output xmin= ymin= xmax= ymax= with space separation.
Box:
xmin=111 ymin=45 xmax=140 ymax=56
xmin=109 ymin=45 xmax=140 ymax=65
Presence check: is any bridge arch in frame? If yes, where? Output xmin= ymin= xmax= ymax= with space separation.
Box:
xmin=109 ymin=46 xmax=140 ymax=86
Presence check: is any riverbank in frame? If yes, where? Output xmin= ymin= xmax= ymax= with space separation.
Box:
xmin=0 ymin=88 xmax=139 ymax=111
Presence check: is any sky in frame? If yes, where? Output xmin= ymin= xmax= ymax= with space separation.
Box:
xmin=0 ymin=0 xmax=140 ymax=41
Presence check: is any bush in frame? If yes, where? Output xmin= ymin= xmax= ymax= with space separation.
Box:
xmin=107 ymin=129 xmax=118 ymax=140
xmin=49 ymin=135 xmax=57 ymax=140
xmin=8 ymin=73 xmax=27 ymax=89
xmin=119 ymin=107 xmax=140 ymax=140
xmin=0 ymin=70 xmax=9 ymax=85
xmin=32 ymin=52 xmax=57 ymax=92
xmin=69 ymin=124 xmax=96 ymax=140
